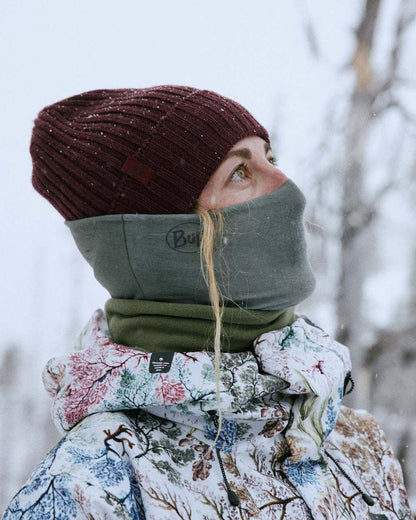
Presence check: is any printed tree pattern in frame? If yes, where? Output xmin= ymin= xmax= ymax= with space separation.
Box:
xmin=2 ymin=310 xmax=413 ymax=519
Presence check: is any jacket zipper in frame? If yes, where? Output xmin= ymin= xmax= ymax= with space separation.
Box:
xmin=207 ymin=410 xmax=241 ymax=507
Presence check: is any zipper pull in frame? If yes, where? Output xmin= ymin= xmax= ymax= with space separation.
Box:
xmin=227 ymin=489 xmax=241 ymax=507
xmin=362 ymin=494 xmax=375 ymax=506
xmin=207 ymin=409 xmax=219 ymax=428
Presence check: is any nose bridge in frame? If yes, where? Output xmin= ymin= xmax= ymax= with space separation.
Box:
xmin=254 ymin=157 xmax=288 ymax=186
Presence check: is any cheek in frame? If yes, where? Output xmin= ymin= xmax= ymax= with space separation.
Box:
xmin=258 ymin=169 xmax=288 ymax=196
xmin=215 ymin=191 xmax=254 ymax=209
xmin=197 ymin=187 xmax=221 ymax=210
xmin=198 ymin=183 xmax=255 ymax=209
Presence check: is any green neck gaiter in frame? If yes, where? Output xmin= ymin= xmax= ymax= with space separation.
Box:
xmin=105 ymin=299 xmax=297 ymax=352
xmin=66 ymin=180 xmax=315 ymax=311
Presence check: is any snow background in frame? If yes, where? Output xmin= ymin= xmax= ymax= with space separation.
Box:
xmin=1 ymin=0 xmax=415 ymax=513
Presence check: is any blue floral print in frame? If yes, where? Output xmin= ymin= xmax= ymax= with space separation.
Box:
xmin=284 ymin=459 xmax=320 ymax=486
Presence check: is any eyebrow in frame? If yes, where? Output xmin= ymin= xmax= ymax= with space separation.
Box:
xmin=223 ymin=142 xmax=272 ymax=161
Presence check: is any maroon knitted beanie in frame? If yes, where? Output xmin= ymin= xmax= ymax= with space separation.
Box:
xmin=30 ymin=85 xmax=269 ymax=219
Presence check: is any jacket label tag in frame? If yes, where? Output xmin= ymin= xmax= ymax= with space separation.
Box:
xmin=149 ymin=352 xmax=174 ymax=373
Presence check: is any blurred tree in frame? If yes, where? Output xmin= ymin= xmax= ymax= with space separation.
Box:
xmin=0 ymin=346 xmax=21 ymax=510
xmin=300 ymin=0 xmax=416 ymax=503
xmin=302 ymin=0 xmax=415 ymax=404
xmin=336 ymin=0 xmax=416 ymax=408
xmin=0 ymin=346 xmax=59 ymax=513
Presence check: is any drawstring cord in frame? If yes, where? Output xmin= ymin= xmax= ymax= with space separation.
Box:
xmin=207 ymin=410 xmax=241 ymax=507
xmin=324 ymin=449 xmax=375 ymax=506
xmin=207 ymin=411 xmax=375 ymax=510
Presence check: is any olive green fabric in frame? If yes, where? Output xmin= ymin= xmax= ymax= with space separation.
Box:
xmin=105 ymin=299 xmax=297 ymax=352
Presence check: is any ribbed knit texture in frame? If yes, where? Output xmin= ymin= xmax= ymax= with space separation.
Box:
xmin=30 ymin=86 xmax=269 ymax=219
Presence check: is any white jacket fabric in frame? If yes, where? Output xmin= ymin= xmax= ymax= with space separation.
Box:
xmin=2 ymin=310 xmax=413 ymax=520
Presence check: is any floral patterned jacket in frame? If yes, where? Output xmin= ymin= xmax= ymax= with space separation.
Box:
xmin=2 ymin=310 xmax=413 ymax=520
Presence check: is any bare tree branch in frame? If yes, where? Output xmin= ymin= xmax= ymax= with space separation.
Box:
xmin=375 ymin=0 xmax=416 ymax=96
xmin=296 ymin=0 xmax=320 ymax=59
xmin=352 ymin=0 xmax=381 ymax=90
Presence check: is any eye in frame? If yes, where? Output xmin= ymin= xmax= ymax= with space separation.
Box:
xmin=268 ymin=155 xmax=278 ymax=166
xmin=229 ymin=164 xmax=249 ymax=182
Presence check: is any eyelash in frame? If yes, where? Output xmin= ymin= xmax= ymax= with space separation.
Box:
xmin=229 ymin=156 xmax=278 ymax=182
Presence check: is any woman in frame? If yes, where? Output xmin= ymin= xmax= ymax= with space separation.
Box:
xmin=2 ymin=86 xmax=412 ymax=520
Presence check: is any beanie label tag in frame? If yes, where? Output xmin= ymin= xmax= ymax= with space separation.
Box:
xmin=122 ymin=156 xmax=155 ymax=185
